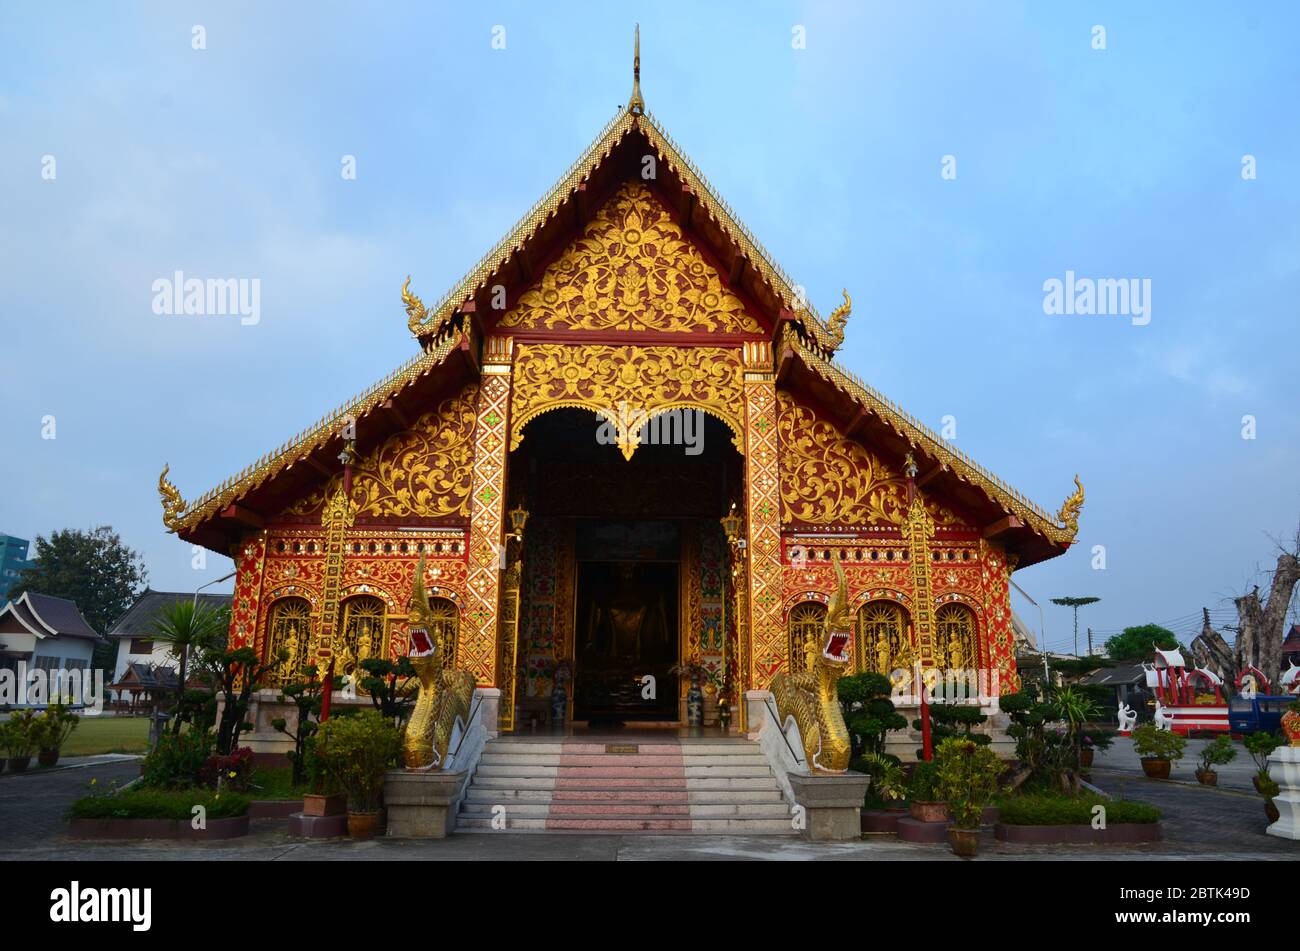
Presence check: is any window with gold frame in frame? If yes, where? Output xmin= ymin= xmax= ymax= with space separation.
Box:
xmin=787 ymin=601 xmax=827 ymax=674
xmin=425 ymin=596 xmax=459 ymax=671
xmin=935 ymin=602 xmax=979 ymax=670
xmin=266 ymin=597 xmax=312 ymax=687
xmin=338 ymin=595 xmax=386 ymax=681
xmin=856 ymin=601 xmax=909 ymax=674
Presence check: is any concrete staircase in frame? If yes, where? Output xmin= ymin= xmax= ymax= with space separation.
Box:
xmin=457 ymin=734 xmax=795 ymax=834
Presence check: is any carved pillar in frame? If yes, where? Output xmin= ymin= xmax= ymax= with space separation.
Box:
xmin=742 ymin=342 xmax=783 ymax=691
xmin=902 ymin=492 xmax=936 ymax=665
xmin=314 ymin=483 xmax=356 ymax=667
xmin=980 ymin=540 xmax=1020 ymax=694
xmin=230 ymin=533 xmax=267 ymax=651
xmin=461 ymin=336 xmax=514 ymax=686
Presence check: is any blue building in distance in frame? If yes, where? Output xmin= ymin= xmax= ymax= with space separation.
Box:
xmin=1 ymin=534 xmax=34 ymax=599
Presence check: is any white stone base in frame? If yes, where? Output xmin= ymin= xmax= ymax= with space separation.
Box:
xmin=1266 ymin=746 xmax=1300 ymax=841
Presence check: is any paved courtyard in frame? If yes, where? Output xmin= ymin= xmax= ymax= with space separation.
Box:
xmin=0 ymin=740 xmax=1294 ymax=860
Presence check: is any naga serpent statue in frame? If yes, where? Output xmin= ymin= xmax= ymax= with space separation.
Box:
xmin=403 ymin=554 xmax=476 ymax=770
xmin=770 ymin=550 xmax=853 ymax=772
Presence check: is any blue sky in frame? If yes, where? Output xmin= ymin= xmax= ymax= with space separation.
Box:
xmin=1 ymin=2 xmax=1296 ymax=652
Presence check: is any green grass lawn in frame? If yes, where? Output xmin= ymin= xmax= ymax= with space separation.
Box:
xmin=60 ymin=716 xmax=151 ymax=756
xmin=249 ymin=766 xmax=308 ymax=800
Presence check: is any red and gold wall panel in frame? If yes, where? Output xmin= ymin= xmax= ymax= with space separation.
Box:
xmin=743 ymin=351 xmax=784 ymax=689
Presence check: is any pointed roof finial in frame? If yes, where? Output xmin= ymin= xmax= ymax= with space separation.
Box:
xmin=628 ymin=24 xmax=645 ymax=115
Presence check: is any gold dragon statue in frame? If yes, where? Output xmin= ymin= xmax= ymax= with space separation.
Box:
xmin=823 ymin=289 xmax=852 ymax=352
xmin=403 ymin=554 xmax=476 ymax=770
xmin=770 ymin=550 xmax=853 ymax=772
xmin=1054 ymin=474 xmax=1085 ymax=537
xmin=158 ymin=464 xmax=187 ymax=532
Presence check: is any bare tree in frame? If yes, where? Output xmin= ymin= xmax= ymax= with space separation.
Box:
xmin=1232 ymin=524 xmax=1300 ymax=684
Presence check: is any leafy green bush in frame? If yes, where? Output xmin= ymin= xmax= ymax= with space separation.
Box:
xmin=838 ymin=672 xmax=908 ymax=760
xmin=852 ymin=752 xmax=906 ymax=808
xmin=314 ymin=710 xmax=401 ymax=811
xmin=68 ymin=788 xmax=249 ymax=820
xmin=33 ymin=703 xmax=79 ymax=751
xmin=907 ymin=760 xmax=941 ymax=801
xmin=934 ymin=737 xmax=1003 ymax=828
xmin=1197 ymin=736 xmax=1237 ymax=772
xmin=140 ymin=729 xmax=214 ymax=789
xmin=1244 ymin=731 xmax=1281 ymax=772
xmin=999 ymin=793 xmax=1161 ymax=826
xmin=1131 ymin=723 xmax=1186 ymax=762
xmin=1 ymin=710 xmax=40 ymax=758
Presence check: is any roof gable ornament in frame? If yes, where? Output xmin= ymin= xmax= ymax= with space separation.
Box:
xmin=628 ymin=24 xmax=645 ymax=115
xmin=1054 ymin=474 xmax=1085 ymax=537
xmin=824 ymin=289 xmax=851 ymax=351
xmin=159 ymin=464 xmax=187 ymax=533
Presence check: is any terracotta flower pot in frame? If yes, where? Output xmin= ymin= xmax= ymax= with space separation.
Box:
xmin=1195 ymin=769 xmax=1217 ymax=786
xmin=347 ymin=810 xmax=383 ymax=840
xmin=303 ymin=793 xmax=346 ymax=817
xmin=1140 ymin=758 xmax=1170 ymax=780
xmin=1282 ymin=710 xmax=1300 ymax=748
xmin=38 ymin=748 xmax=60 ymax=768
xmin=7 ymin=756 xmax=31 ymax=773
xmin=1265 ymin=800 xmax=1280 ymax=824
xmin=947 ymin=827 xmax=979 ymax=858
xmin=1079 ymin=749 xmax=1094 ymax=768
xmin=909 ymin=800 xmax=950 ymax=823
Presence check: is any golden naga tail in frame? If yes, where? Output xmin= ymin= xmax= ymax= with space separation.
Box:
xmin=770 ymin=551 xmax=853 ymax=772
xmin=403 ymin=553 xmax=475 ymax=770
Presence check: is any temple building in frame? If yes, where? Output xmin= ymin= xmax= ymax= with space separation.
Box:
xmin=159 ymin=37 xmax=1081 ymax=742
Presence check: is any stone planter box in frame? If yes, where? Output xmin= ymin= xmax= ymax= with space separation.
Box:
xmin=249 ymin=799 xmax=303 ymax=820
xmin=287 ymin=812 xmax=348 ymax=838
xmin=69 ymin=815 xmax=250 ymax=840
xmin=897 ymin=817 xmax=950 ymax=843
xmin=861 ymin=810 xmax=905 ymax=834
xmin=994 ymin=822 xmax=1161 ymax=845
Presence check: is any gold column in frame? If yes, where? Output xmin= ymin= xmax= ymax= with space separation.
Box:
xmin=314 ymin=482 xmax=356 ymax=667
xmin=462 ymin=335 xmax=514 ymax=686
xmin=742 ymin=342 xmax=783 ymax=691
xmin=902 ymin=480 xmax=937 ymax=665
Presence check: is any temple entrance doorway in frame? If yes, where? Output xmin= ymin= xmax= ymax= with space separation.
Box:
xmin=505 ymin=407 xmax=742 ymax=730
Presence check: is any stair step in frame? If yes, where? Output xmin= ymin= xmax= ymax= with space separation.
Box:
xmin=464 ymin=788 xmax=784 ymax=804
xmin=468 ymin=775 xmax=777 ymax=791
xmin=460 ymin=802 xmax=789 ymax=818
xmin=457 ymin=817 xmax=796 ymax=834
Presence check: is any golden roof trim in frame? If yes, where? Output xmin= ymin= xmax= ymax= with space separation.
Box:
xmin=163 ymin=327 xmax=466 ymax=534
xmin=408 ymin=107 xmax=841 ymax=351
xmin=788 ymin=333 xmax=1080 ymax=546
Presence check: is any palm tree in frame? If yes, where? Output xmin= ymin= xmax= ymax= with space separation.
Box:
xmin=151 ymin=600 xmax=226 ymax=734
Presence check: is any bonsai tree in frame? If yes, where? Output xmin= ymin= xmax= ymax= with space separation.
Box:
xmin=190 ymin=639 xmax=283 ymax=756
xmin=357 ymin=656 xmax=418 ymax=724
xmin=1131 ymin=723 xmax=1186 ymax=762
xmin=934 ymin=736 xmax=1003 ymax=830
xmin=314 ymin=710 xmax=402 ymax=814
xmin=1244 ymin=731 xmax=1282 ymax=794
xmin=1195 ymin=735 xmax=1236 ymax=783
xmin=838 ymin=671 xmax=907 ymax=761
xmin=271 ymin=666 xmax=330 ymax=787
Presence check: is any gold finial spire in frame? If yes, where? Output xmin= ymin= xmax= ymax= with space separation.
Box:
xmin=628 ymin=24 xmax=645 ymax=115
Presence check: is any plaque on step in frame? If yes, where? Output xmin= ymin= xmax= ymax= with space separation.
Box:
xmin=606 ymin=744 xmax=639 ymax=754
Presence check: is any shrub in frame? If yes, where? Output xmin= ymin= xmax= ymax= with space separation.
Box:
xmin=1 ymin=710 xmax=40 ymax=758
xmin=1131 ymin=723 xmax=1186 ymax=762
xmin=999 ymin=793 xmax=1161 ymax=826
xmin=33 ymin=703 xmax=79 ymax=751
xmin=140 ymin=729 xmax=214 ymax=789
xmin=198 ymin=747 xmax=255 ymax=792
xmin=838 ymin=672 xmax=907 ymax=760
xmin=68 ymin=788 xmax=249 ymax=820
xmin=1196 ymin=736 xmax=1236 ymax=773
xmin=852 ymin=751 xmax=906 ymax=808
xmin=934 ymin=737 xmax=1003 ymax=829
xmin=1244 ymin=731 xmax=1281 ymax=772
xmin=314 ymin=710 xmax=401 ymax=812
xmin=907 ymin=760 xmax=941 ymax=802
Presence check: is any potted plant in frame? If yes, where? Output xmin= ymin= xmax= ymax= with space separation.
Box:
xmin=1131 ymin=722 xmax=1185 ymax=779
xmin=301 ymin=735 xmax=345 ymax=817
xmin=314 ymin=710 xmax=402 ymax=839
xmin=3 ymin=710 xmax=39 ymax=772
xmin=934 ymin=737 xmax=1002 ymax=858
xmin=35 ymin=703 xmax=80 ymax=768
xmin=906 ymin=760 xmax=949 ymax=822
xmin=670 ymin=661 xmax=709 ymax=727
xmin=1194 ymin=735 xmax=1236 ymax=785
xmin=1079 ymin=728 xmax=1114 ymax=769
xmin=1244 ymin=731 xmax=1281 ymax=794
xmin=1283 ymin=700 xmax=1300 ymax=748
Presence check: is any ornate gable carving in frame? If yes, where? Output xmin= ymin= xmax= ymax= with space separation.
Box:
xmin=285 ymin=383 xmax=478 ymax=519
xmin=776 ymin=391 xmax=966 ymax=528
xmin=498 ymin=181 xmax=762 ymax=335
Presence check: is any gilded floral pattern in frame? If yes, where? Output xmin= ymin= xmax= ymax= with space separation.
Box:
xmin=498 ymin=181 xmax=761 ymax=336
xmin=286 ymin=383 xmax=478 ymax=519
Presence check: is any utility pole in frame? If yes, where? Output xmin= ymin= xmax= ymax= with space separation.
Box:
xmin=1052 ymin=596 xmax=1101 ymax=658
xmin=1087 ymin=626 xmax=1094 ymax=657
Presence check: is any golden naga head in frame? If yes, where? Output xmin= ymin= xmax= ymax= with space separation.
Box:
xmin=1054 ymin=474 xmax=1085 ymax=538
xmin=402 ymin=275 xmax=430 ymax=335
xmin=824 ymin=289 xmax=851 ymax=351
xmin=407 ymin=552 xmax=440 ymax=664
xmin=158 ymin=464 xmax=186 ymax=533
xmin=820 ymin=550 xmax=852 ymax=666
